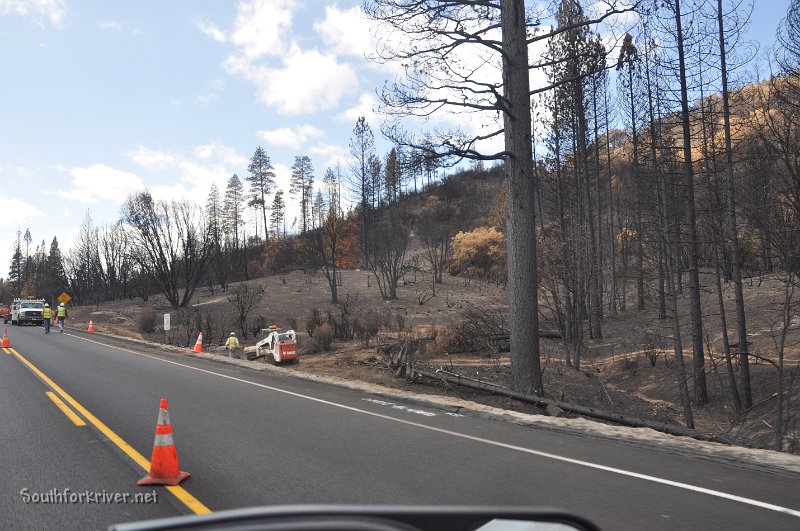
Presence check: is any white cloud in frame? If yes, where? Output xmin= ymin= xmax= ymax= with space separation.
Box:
xmin=0 ymin=0 xmax=66 ymax=27
xmin=195 ymin=19 xmax=226 ymax=43
xmin=191 ymin=142 xmax=247 ymax=167
xmin=149 ymin=183 xmax=190 ymax=203
xmin=176 ymin=160 xmax=233 ymax=190
xmin=96 ymin=20 xmax=123 ymax=31
xmin=270 ymin=162 xmax=304 ymax=231
xmin=132 ymin=142 xmax=247 ymax=171
xmin=221 ymin=53 xmax=250 ymax=76
xmin=272 ymin=162 xmax=292 ymax=191
xmin=57 ymin=164 xmax=144 ymax=204
xmin=129 ymin=142 xmax=248 ymax=205
xmin=258 ymin=124 xmax=323 ymax=149
xmin=0 ymin=194 xmax=44 ymax=227
xmin=314 ymin=4 xmax=375 ymax=59
xmin=337 ymin=92 xmax=377 ymax=125
xmin=229 ymin=0 xmax=297 ymax=61
xmin=251 ymin=46 xmax=359 ymax=115
xmin=194 ymin=78 xmax=225 ymax=106
xmin=129 ymin=146 xmax=178 ymax=170
xmin=202 ymin=0 xmax=360 ymax=116
xmin=309 ymin=142 xmax=347 ymax=171
xmin=95 ymin=19 xmax=143 ymax=36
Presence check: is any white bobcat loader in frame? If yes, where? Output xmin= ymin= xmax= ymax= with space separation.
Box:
xmin=254 ymin=326 xmax=299 ymax=365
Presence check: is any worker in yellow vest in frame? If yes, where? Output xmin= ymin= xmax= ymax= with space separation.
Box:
xmin=42 ymin=304 xmax=53 ymax=334
xmin=56 ymin=302 xmax=67 ymax=333
xmin=225 ymin=332 xmax=239 ymax=359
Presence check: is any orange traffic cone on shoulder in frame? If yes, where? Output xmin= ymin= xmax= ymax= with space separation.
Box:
xmin=192 ymin=332 xmax=203 ymax=353
xmin=138 ymin=398 xmax=191 ymax=486
xmin=87 ymin=320 xmax=95 ymax=333
xmin=1 ymin=328 xmax=9 ymax=348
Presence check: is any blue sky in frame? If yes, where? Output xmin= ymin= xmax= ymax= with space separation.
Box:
xmin=0 ymin=0 xmax=389 ymax=274
xmin=0 ymin=0 xmax=790 ymax=282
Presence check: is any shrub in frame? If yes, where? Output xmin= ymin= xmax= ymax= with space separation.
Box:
xmin=622 ymin=357 xmax=639 ymax=377
xmin=642 ymin=332 xmax=660 ymax=367
xmin=380 ymin=310 xmax=393 ymax=330
xmin=301 ymin=337 xmax=321 ymax=355
xmin=306 ymin=308 xmax=322 ymax=337
xmin=340 ymin=292 xmax=360 ymax=316
xmin=334 ymin=315 xmax=354 ymax=340
xmin=352 ymin=318 xmax=365 ymax=344
xmin=433 ymin=325 xmax=464 ymax=353
xmin=315 ymin=323 xmax=334 ymax=351
xmin=365 ymin=314 xmax=381 ymax=341
xmin=447 ymin=226 xmax=506 ymax=282
xmin=137 ymin=309 xmax=156 ymax=334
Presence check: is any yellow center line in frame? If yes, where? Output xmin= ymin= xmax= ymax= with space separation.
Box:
xmin=3 ymin=347 xmax=10 ymax=355
xmin=10 ymin=347 xmax=211 ymax=515
xmin=45 ymin=391 xmax=87 ymax=426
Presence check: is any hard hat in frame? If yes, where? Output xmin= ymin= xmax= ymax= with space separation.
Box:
xmin=60 ymin=302 xmax=65 ymax=306
xmin=230 ymin=332 xmax=235 ymax=336
xmin=44 ymin=303 xmax=49 ymax=307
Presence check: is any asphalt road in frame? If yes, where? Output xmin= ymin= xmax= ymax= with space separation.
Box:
xmin=2 ymin=323 xmax=799 ymax=530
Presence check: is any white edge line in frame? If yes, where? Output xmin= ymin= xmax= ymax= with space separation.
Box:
xmin=67 ymin=333 xmax=800 ymax=518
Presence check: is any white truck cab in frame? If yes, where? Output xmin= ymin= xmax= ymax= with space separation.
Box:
xmin=11 ymin=298 xmax=45 ymax=326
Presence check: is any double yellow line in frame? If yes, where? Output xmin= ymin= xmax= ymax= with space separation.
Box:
xmin=4 ymin=346 xmax=211 ymax=515
xmin=46 ymin=391 xmax=86 ymax=426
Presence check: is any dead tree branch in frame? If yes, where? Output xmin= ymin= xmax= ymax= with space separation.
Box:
xmin=414 ymin=367 xmax=753 ymax=447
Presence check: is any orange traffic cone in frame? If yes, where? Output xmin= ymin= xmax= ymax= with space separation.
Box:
xmin=87 ymin=320 xmax=95 ymax=333
xmin=1 ymin=328 xmax=9 ymax=348
xmin=138 ymin=398 xmax=191 ymax=486
xmin=192 ymin=332 xmax=203 ymax=353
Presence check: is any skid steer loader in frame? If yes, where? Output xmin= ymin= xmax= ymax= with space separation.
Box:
xmin=254 ymin=326 xmax=299 ymax=365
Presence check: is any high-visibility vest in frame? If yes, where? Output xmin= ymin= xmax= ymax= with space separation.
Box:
xmin=43 ymin=308 xmax=52 ymax=319
xmin=57 ymin=306 xmax=66 ymax=318
xmin=225 ymin=336 xmax=239 ymax=348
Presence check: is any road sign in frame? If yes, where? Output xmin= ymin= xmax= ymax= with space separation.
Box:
xmin=58 ymin=292 xmax=71 ymax=304
xmin=164 ymin=313 xmax=171 ymax=331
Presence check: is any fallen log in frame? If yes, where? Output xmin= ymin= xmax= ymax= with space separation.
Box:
xmin=378 ymin=337 xmax=434 ymax=379
xmin=488 ymin=331 xmax=562 ymax=341
xmin=485 ymin=331 xmax=562 ymax=353
xmin=415 ymin=367 xmax=753 ymax=447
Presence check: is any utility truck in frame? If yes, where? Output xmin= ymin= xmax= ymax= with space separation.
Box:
xmin=11 ymin=298 xmax=45 ymax=326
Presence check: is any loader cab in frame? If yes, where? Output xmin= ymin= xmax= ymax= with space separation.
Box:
xmin=260 ymin=327 xmax=285 ymax=348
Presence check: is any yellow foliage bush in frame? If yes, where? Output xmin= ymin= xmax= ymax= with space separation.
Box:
xmin=447 ymin=226 xmax=506 ymax=281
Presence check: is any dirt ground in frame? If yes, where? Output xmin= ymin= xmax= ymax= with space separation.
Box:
xmin=67 ymin=268 xmax=800 ymax=452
